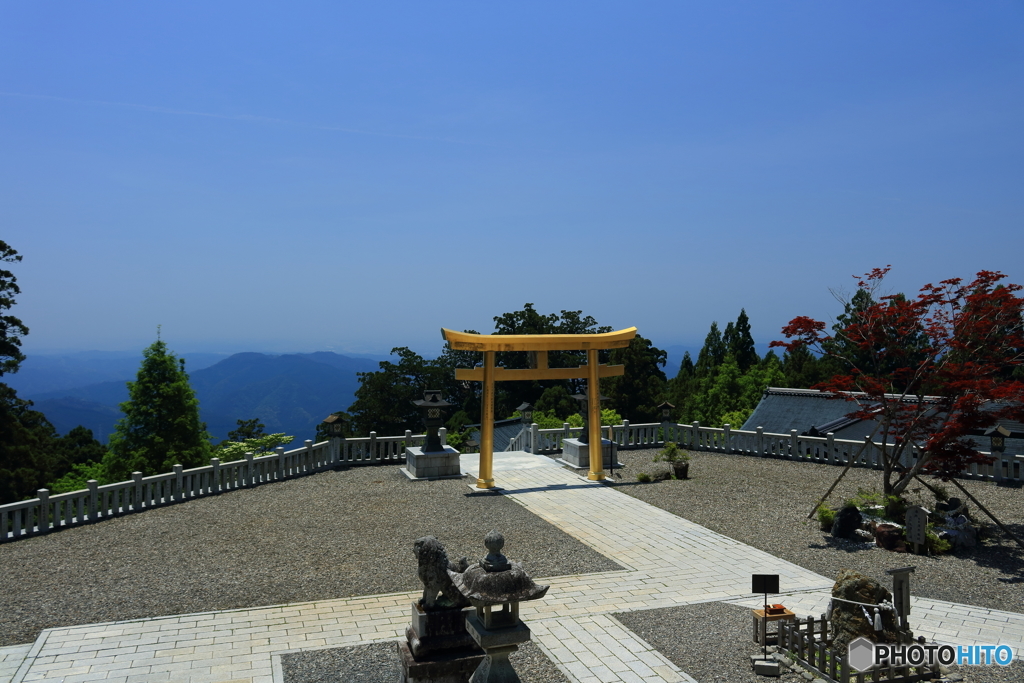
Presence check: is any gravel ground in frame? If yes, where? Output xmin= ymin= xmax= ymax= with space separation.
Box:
xmin=609 ymin=448 xmax=1024 ymax=614
xmin=615 ymin=601 xmax=1024 ymax=683
xmin=280 ymin=639 xmax=569 ymax=683
xmin=0 ymin=465 xmax=622 ymax=647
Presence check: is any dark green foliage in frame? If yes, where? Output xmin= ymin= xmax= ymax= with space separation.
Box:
xmin=605 ymin=335 xmax=667 ymax=422
xmin=0 ymin=384 xmax=61 ymax=503
xmin=348 ymin=347 xmax=469 ymax=437
xmin=0 ymin=240 xmax=29 ymax=377
xmin=781 ymin=344 xmax=828 ymax=388
xmin=723 ymin=309 xmax=759 ymax=372
xmin=694 ymin=322 xmax=726 ymax=377
xmin=227 ymin=418 xmax=265 ymax=443
xmin=445 ymin=410 xmax=473 ymax=434
xmin=534 ymin=385 xmax=577 ymax=421
xmin=103 ymin=339 xmax=211 ymax=481
xmin=491 ymin=304 xmax=612 ymax=411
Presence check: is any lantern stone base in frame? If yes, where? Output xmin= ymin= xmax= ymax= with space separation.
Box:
xmin=464 ymin=613 xmax=532 ymax=683
xmin=398 ymin=603 xmax=485 ymax=683
xmin=559 ymin=438 xmax=619 ymax=469
xmin=402 ymin=446 xmax=465 ymax=480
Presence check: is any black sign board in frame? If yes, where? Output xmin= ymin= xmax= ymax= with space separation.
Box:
xmin=752 ymin=574 xmax=779 ymax=594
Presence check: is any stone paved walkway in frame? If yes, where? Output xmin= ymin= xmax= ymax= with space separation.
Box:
xmin=5 ymin=452 xmax=1023 ymax=683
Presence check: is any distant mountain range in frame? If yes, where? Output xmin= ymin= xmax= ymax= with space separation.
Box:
xmin=14 ymin=342 xmax=778 ymax=445
xmin=20 ymin=352 xmax=383 ymax=444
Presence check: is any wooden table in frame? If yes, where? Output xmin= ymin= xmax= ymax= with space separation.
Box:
xmin=752 ymin=608 xmax=796 ymax=645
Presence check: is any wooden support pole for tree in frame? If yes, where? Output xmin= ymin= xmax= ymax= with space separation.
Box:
xmin=807 ymin=422 xmax=883 ymax=520
xmin=946 ymin=477 xmax=1024 ymax=551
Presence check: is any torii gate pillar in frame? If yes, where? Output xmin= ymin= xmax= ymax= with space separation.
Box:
xmin=442 ymin=327 xmax=637 ymax=488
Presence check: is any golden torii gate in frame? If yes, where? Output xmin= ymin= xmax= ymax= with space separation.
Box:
xmin=441 ymin=327 xmax=637 ymax=488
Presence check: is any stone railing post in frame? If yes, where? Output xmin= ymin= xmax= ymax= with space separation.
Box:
xmin=369 ymin=431 xmax=378 ymax=463
xmin=306 ymin=439 xmax=315 ymax=469
xmin=691 ymin=421 xmax=700 ymax=450
xmin=826 ymin=433 xmax=835 ymax=465
xmin=404 ymin=430 xmax=413 ymax=453
xmin=211 ymin=457 xmax=221 ymax=491
xmin=174 ymin=464 xmax=183 ymax=501
xmin=756 ymin=426 xmax=764 ymax=456
xmin=789 ymin=430 xmax=798 ymax=459
xmin=36 ymin=489 xmax=49 ymax=535
xmin=530 ymin=423 xmax=539 ymax=454
xmin=622 ymin=419 xmax=630 ymax=447
xmin=276 ymin=446 xmax=285 ymax=479
xmin=133 ymin=471 xmax=143 ymax=508
xmin=862 ymin=436 xmax=872 ymax=466
xmin=88 ymin=479 xmax=98 ymax=521
xmin=723 ymin=424 xmax=732 ymax=454
xmin=439 ymin=427 xmax=447 ymax=447
xmin=245 ymin=452 xmax=254 ymax=486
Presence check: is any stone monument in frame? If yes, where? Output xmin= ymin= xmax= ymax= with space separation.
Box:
xmin=449 ymin=531 xmax=549 ymax=683
xmin=403 ymin=390 xmax=465 ymax=480
xmin=397 ymin=536 xmax=485 ymax=683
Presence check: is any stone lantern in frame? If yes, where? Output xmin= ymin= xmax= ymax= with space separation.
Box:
xmin=449 ymin=531 xmax=549 ymax=683
xmin=986 ymin=425 xmax=1010 ymax=453
xmin=516 ymin=402 xmax=534 ymax=425
xmin=402 ymin=391 xmax=464 ymax=481
xmin=414 ymin=389 xmax=451 ymax=453
xmin=321 ymin=412 xmax=346 ymax=437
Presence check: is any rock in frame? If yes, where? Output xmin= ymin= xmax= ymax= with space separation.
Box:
xmin=854 ymin=529 xmax=874 ymax=541
xmin=802 ymin=670 xmax=814 ymax=680
xmin=831 ymin=505 xmax=863 ymax=539
xmin=829 ymin=569 xmax=901 ymax=653
xmin=936 ymin=497 xmax=963 ymax=514
xmin=874 ymin=524 xmax=908 ymax=552
xmin=753 ymin=658 xmax=781 ymax=676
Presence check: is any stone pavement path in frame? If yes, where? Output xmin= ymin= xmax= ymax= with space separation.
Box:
xmin=6 ymin=452 xmax=1023 ymax=683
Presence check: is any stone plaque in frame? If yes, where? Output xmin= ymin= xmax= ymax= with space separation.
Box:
xmin=905 ymin=506 xmax=929 ymax=548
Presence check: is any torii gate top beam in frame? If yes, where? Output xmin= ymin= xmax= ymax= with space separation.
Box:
xmin=441 ymin=327 xmax=637 ymax=352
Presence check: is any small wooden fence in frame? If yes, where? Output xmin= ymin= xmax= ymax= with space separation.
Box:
xmin=1 ymin=429 xmax=442 ymax=543
xmin=779 ymin=615 xmax=937 ymax=683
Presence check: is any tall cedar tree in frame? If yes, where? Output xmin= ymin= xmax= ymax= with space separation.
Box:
xmin=772 ymin=267 xmax=1024 ymax=496
xmin=605 ymin=334 xmax=668 ymax=422
xmin=0 ymin=241 xmax=107 ymax=501
xmin=104 ymin=339 xmax=211 ymax=481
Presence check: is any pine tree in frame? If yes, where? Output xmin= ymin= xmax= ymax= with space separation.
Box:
xmin=727 ymin=309 xmax=759 ymax=372
xmin=103 ymin=337 xmax=211 ymax=481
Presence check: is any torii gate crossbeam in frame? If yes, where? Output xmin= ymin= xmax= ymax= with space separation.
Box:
xmin=441 ymin=327 xmax=637 ymax=488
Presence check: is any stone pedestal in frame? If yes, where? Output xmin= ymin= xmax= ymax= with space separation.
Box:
xmin=398 ymin=603 xmax=485 ymax=683
xmin=560 ymin=438 xmax=618 ymax=469
xmin=403 ymin=446 xmax=464 ymax=480
xmin=465 ymin=611 xmax=532 ymax=683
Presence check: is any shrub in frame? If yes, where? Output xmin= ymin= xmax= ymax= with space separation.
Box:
xmin=637 ymin=472 xmax=651 ymax=482
xmin=654 ymin=441 xmax=690 ymax=464
xmin=925 ymin=527 xmax=952 ymax=555
xmin=817 ymin=505 xmax=837 ymax=531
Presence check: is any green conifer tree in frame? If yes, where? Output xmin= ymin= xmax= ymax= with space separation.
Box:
xmin=103 ymin=336 xmax=211 ymax=481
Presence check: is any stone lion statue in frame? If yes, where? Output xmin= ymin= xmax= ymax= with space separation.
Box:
xmin=413 ymin=536 xmax=471 ymax=610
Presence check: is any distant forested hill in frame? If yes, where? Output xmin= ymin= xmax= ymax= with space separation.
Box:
xmin=27 ymin=352 xmax=381 ymax=444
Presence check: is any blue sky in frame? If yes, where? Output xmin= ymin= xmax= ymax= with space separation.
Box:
xmin=3 ymin=2 xmax=1023 ymax=361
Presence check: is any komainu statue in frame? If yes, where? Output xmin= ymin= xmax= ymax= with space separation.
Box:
xmin=413 ymin=536 xmax=471 ymax=610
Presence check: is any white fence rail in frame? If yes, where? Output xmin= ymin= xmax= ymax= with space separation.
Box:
xmin=1 ymin=429 xmax=445 ymax=543
xmin=513 ymin=420 xmax=1024 ymax=484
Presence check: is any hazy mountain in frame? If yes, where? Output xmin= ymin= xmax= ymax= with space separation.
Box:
xmin=26 ymin=352 xmax=380 ymax=444
xmin=7 ymin=351 xmax=230 ymax=396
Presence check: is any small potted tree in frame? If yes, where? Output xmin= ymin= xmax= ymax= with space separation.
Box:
xmin=654 ymin=441 xmax=690 ymax=479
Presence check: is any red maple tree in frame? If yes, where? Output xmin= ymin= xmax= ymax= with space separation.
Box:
xmin=772 ymin=267 xmax=1024 ymax=496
